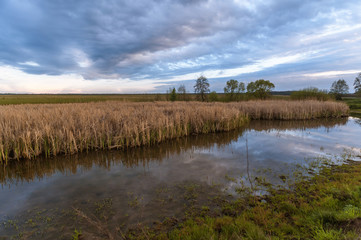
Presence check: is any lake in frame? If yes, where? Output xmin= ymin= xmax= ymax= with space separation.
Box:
xmin=1 ymin=117 xmax=360 ymax=239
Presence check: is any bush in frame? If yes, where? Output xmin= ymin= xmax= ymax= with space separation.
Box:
xmin=290 ymin=87 xmax=333 ymax=101
xmin=208 ymin=91 xmax=218 ymax=102
xmin=170 ymin=88 xmax=177 ymax=102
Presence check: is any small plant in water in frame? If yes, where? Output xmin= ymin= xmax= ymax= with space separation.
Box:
xmin=72 ymin=228 xmax=82 ymax=240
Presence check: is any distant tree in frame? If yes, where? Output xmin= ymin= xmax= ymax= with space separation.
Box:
xmin=170 ymin=88 xmax=177 ymax=101
xmin=166 ymin=87 xmax=173 ymax=101
xmin=224 ymin=79 xmax=245 ymax=101
xmin=354 ymin=73 xmax=361 ymax=94
xmin=330 ymin=79 xmax=349 ymax=100
xmin=208 ymin=91 xmax=218 ymax=102
xmin=194 ymin=75 xmax=210 ymax=101
xmin=177 ymin=84 xmax=187 ymax=101
xmin=246 ymin=79 xmax=275 ymax=99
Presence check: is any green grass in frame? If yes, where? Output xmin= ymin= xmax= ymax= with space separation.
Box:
xmin=342 ymin=97 xmax=361 ymax=118
xmin=0 ymin=93 xmax=300 ymax=105
xmin=290 ymin=87 xmax=332 ymax=101
xmin=161 ymin=161 xmax=361 ymax=239
xmin=0 ymin=94 xmax=168 ymax=105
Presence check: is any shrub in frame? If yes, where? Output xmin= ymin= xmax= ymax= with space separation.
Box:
xmin=208 ymin=91 xmax=218 ymax=102
xmin=290 ymin=87 xmax=332 ymax=101
xmin=170 ymin=88 xmax=177 ymax=102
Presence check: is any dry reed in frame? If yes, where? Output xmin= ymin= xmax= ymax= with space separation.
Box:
xmin=0 ymin=100 xmax=348 ymax=163
xmin=232 ymin=100 xmax=349 ymax=120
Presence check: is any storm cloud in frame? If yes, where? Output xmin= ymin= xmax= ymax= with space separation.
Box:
xmin=0 ymin=0 xmax=361 ymax=93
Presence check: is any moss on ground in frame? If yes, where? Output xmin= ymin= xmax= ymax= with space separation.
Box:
xmin=138 ymin=160 xmax=361 ymax=239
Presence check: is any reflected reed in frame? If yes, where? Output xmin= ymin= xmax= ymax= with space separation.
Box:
xmin=0 ymin=117 xmax=348 ymax=185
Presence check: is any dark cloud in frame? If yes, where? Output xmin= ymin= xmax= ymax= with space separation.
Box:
xmin=0 ymin=0 xmax=361 ymax=91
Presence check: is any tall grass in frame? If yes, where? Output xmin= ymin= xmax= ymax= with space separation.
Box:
xmin=232 ymin=100 xmax=348 ymax=120
xmin=290 ymin=87 xmax=332 ymax=101
xmin=0 ymin=100 xmax=348 ymax=163
xmin=0 ymin=102 xmax=247 ymax=163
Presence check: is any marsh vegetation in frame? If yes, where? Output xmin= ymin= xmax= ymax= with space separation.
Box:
xmin=0 ymin=100 xmax=348 ymax=163
xmin=1 ymin=117 xmax=360 ymax=239
xmin=0 ymin=84 xmax=358 ymax=239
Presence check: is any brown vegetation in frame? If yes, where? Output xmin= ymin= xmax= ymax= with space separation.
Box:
xmin=0 ymin=100 xmax=348 ymax=163
xmin=234 ymin=100 xmax=348 ymax=120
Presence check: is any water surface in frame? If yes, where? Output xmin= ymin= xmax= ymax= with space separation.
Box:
xmin=1 ymin=117 xmax=360 ymax=238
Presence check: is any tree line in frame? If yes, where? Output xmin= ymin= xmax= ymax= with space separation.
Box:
xmin=168 ymin=76 xmax=275 ymax=102
xmin=166 ymin=72 xmax=361 ymax=102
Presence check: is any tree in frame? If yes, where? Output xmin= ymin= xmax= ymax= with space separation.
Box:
xmin=330 ymin=79 xmax=349 ymax=100
xmin=224 ymin=79 xmax=245 ymax=101
xmin=194 ymin=75 xmax=210 ymax=101
xmin=170 ymin=88 xmax=177 ymax=101
xmin=354 ymin=73 xmax=361 ymax=94
xmin=177 ymin=84 xmax=187 ymax=101
xmin=166 ymin=87 xmax=173 ymax=101
xmin=246 ymin=79 xmax=275 ymax=99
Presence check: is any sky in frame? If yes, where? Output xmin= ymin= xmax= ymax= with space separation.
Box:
xmin=0 ymin=0 xmax=361 ymax=94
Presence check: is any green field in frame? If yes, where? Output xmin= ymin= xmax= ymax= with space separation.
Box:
xmin=0 ymin=94 xmax=167 ymax=105
xmin=343 ymin=97 xmax=361 ymax=118
xmin=1 ymin=94 xmax=360 ymax=120
xmin=0 ymin=93 xmax=293 ymax=105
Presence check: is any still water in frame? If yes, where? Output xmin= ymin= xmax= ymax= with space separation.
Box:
xmin=1 ymin=118 xmax=360 ymax=238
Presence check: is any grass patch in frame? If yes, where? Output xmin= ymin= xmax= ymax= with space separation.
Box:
xmin=290 ymin=87 xmax=332 ymax=101
xmin=0 ymin=94 xmax=170 ymax=105
xmin=343 ymin=97 xmax=361 ymax=118
xmin=160 ymin=160 xmax=361 ymax=239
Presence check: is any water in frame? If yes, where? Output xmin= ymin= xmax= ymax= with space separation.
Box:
xmin=1 ymin=118 xmax=360 ymax=238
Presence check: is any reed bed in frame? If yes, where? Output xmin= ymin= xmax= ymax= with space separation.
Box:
xmin=0 ymin=100 xmax=348 ymax=163
xmin=0 ymin=131 xmax=244 ymax=184
xmin=233 ymin=100 xmax=349 ymax=120
xmin=0 ymin=102 xmax=247 ymax=163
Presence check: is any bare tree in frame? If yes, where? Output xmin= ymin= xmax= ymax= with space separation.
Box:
xmin=194 ymin=75 xmax=210 ymax=101
xmin=177 ymin=84 xmax=187 ymax=101
xmin=354 ymin=73 xmax=361 ymax=94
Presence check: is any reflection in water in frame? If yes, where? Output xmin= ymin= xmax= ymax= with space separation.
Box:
xmin=0 ymin=118 xmax=348 ymax=185
xmin=0 ymin=130 xmax=242 ymax=185
xmin=355 ymin=117 xmax=361 ymax=126
xmin=249 ymin=117 xmax=348 ymax=131
xmin=1 ymin=117 xmax=360 ymax=239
